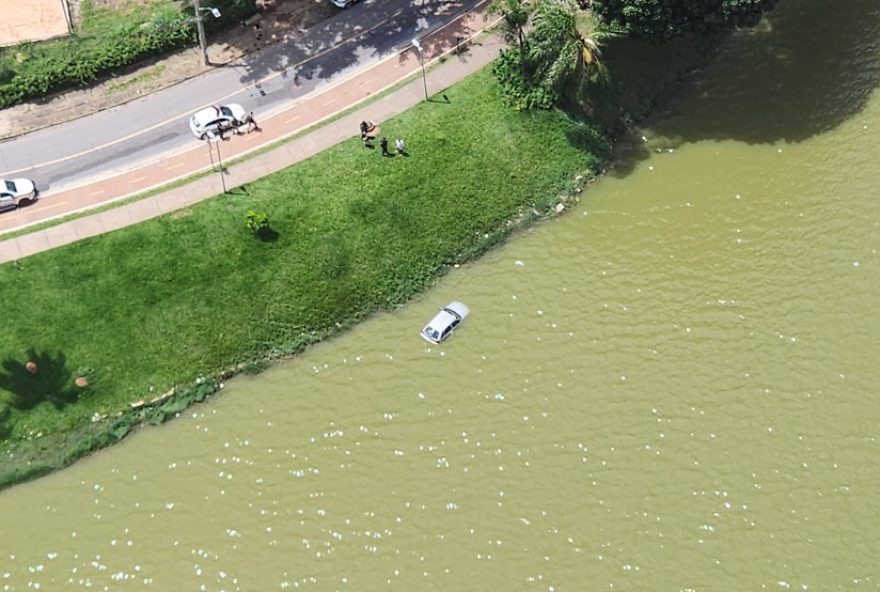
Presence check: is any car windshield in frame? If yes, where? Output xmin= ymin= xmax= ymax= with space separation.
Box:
xmin=424 ymin=327 xmax=439 ymax=339
xmin=4 ymin=181 xmax=14 ymax=192
xmin=219 ymin=106 xmax=234 ymax=117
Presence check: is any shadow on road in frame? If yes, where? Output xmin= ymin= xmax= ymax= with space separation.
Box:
xmin=226 ymin=0 xmax=480 ymax=100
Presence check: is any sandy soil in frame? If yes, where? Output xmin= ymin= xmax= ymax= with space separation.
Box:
xmin=0 ymin=0 xmax=336 ymax=140
xmin=0 ymin=0 xmax=70 ymax=47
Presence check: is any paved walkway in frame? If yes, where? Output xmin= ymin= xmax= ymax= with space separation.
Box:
xmin=0 ymin=6 xmax=501 ymax=264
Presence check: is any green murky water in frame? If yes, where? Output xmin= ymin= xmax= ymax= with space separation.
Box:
xmin=2 ymin=0 xmax=879 ymax=589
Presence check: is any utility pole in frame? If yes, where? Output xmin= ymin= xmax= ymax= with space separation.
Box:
xmin=193 ymin=0 xmax=209 ymax=65
xmin=192 ymin=0 xmax=221 ymax=66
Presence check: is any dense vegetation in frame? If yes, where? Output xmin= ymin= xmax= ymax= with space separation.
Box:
xmin=489 ymin=0 xmax=780 ymax=110
xmin=0 ymin=0 xmax=255 ymax=108
xmin=0 ymin=69 xmax=610 ymax=488
xmin=589 ymin=0 xmax=781 ymax=39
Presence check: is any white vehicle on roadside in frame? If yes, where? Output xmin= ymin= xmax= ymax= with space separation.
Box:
xmin=0 ymin=178 xmax=38 ymax=213
xmin=421 ymin=301 xmax=470 ymax=344
xmin=189 ymin=104 xmax=248 ymax=140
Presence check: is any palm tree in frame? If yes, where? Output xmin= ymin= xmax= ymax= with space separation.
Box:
xmin=527 ymin=0 xmax=614 ymax=103
xmin=487 ymin=0 xmax=531 ymax=69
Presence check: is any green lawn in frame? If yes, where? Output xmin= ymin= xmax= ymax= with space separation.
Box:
xmin=0 ymin=68 xmax=610 ymax=485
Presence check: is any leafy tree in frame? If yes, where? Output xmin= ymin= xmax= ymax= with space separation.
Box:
xmin=589 ymin=0 xmax=781 ymax=39
xmin=493 ymin=0 xmax=615 ymax=110
xmin=488 ymin=0 xmax=532 ymax=67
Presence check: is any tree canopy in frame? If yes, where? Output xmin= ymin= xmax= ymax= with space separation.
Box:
xmin=490 ymin=0 xmax=782 ymax=110
xmin=588 ymin=0 xmax=781 ymax=39
xmin=491 ymin=0 xmax=614 ymax=110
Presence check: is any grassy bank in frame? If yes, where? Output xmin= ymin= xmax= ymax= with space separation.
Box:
xmin=0 ymin=67 xmax=611 ymax=487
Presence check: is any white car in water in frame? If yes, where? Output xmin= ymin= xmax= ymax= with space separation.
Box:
xmin=421 ymin=301 xmax=470 ymax=344
xmin=189 ymin=103 xmax=248 ymax=140
xmin=0 ymin=178 xmax=38 ymax=213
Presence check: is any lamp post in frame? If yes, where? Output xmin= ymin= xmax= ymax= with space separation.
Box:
xmin=206 ymin=136 xmax=227 ymax=193
xmin=192 ymin=0 xmax=221 ymax=66
xmin=411 ymin=38 xmax=428 ymax=101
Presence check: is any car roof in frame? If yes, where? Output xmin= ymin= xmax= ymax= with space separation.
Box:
xmin=1 ymin=178 xmax=31 ymax=192
xmin=444 ymin=301 xmax=469 ymax=318
xmin=192 ymin=106 xmax=223 ymax=125
xmin=428 ymin=308 xmax=458 ymax=329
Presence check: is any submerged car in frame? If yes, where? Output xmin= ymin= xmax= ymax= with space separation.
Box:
xmin=0 ymin=178 xmax=38 ymax=213
xmin=189 ymin=104 xmax=248 ymax=140
xmin=421 ymin=301 xmax=470 ymax=344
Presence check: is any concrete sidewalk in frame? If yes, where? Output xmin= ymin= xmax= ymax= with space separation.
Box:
xmin=0 ymin=8 xmax=502 ymax=264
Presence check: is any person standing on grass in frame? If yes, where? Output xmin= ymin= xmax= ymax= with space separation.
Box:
xmin=380 ymin=137 xmax=390 ymax=156
xmin=395 ymin=138 xmax=405 ymax=155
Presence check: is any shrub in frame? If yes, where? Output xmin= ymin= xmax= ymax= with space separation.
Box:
xmin=0 ymin=13 xmax=193 ymax=108
xmin=244 ymin=210 xmax=271 ymax=236
xmin=491 ymin=48 xmax=557 ymax=111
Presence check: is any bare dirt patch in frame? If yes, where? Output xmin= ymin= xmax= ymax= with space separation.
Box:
xmin=0 ymin=0 xmax=70 ymax=46
xmin=0 ymin=0 xmax=336 ymax=140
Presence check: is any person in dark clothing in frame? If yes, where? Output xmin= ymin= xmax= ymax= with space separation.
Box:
xmin=380 ymin=137 xmax=391 ymax=156
xmin=246 ymin=112 xmax=260 ymax=133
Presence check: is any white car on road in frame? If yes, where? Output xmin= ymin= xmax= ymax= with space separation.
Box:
xmin=189 ymin=104 xmax=248 ymax=140
xmin=421 ymin=301 xmax=470 ymax=344
xmin=0 ymin=178 xmax=38 ymax=213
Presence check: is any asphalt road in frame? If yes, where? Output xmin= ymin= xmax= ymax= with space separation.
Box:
xmin=0 ymin=0 xmax=479 ymax=193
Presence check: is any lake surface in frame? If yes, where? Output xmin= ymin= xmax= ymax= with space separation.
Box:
xmin=2 ymin=0 xmax=879 ymax=589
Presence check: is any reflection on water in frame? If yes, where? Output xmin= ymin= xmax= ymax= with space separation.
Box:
xmin=653 ymin=0 xmax=880 ymax=144
xmin=2 ymin=0 xmax=880 ymax=589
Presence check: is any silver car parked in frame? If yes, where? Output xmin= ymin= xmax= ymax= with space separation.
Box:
xmin=0 ymin=178 xmax=38 ymax=213
xmin=189 ymin=104 xmax=248 ymax=140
